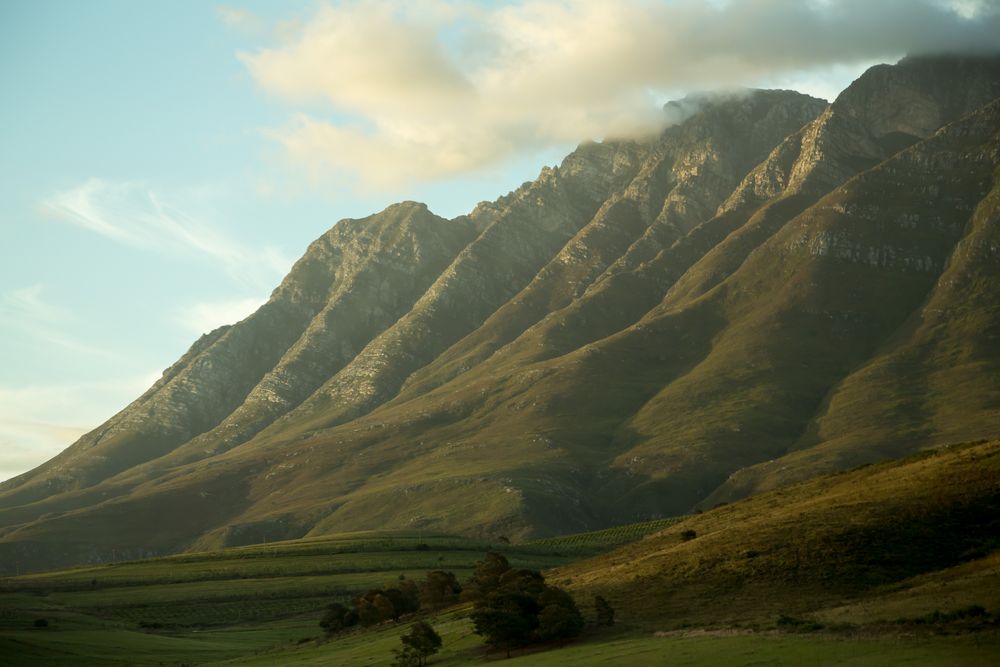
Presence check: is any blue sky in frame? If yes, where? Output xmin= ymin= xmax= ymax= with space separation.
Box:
xmin=2 ymin=0 xmax=995 ymax=481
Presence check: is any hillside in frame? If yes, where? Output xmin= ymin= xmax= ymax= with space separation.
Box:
xmin=558 ymin=438 xmax=1000 ymax=628
xmin=2 ymin=54 xmax=1000 ymax=573
xmin=4 ymin=440 xmax=995 ymax=666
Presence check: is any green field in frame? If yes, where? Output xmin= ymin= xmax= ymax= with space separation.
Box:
xmin=522 ymin=517 xmax=686 ymax=555
xmin=2 ymin=443 xmax=998 ymax=666
xmin=213 ymin=615 xmax=1000 ymax=667
xmin=0 ymin=525 xmax=677 ymax=665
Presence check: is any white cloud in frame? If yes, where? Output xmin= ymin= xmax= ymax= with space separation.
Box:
xmin=40 ymin=179 xmax=293 ymax=289
xmin=241 ymin=0 xmax=1000 ymax=189
xmin=174 ymin=296 xmax=268 ymax=335
xmin=0 ymin=373 xmax=159 ymax=483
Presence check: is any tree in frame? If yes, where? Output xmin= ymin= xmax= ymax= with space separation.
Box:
xmin=534 ymin=586 xmax=584 ymax=644
xmin=536 ymin=603 xmax=584 ymax=645
xmin=385 ymin=581 xmax=420 ymax=618
xmin=319 ymin=602 xmax=354 ymax=635
xmin=594 ymin=595 xmax=615 ymax=627
xmin=498 ymin=568 xmax=546 ymax=596
xmin=463 ymin=551 xmax=511 ymax=601
xmin=356 ymin=591 xmax=397 ymax=626
xmin=420 ymin=570 xmax=462 ymax=610
xmin=392 ymin=621 xmax=442 ymax=666
xmin=471 ymin=591 xmax=539 ymax=658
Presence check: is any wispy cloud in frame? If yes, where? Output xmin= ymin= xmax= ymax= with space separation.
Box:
xmin=216 ymin=5 xmax=268 ymax=37
xmin=173 ymin=296 xmax=267 ymax=335
xmin=3 ymin=284 xmax=63 ymax=323
xmin=240 ymin=0 xmax=1000 ymax=189
xmin=40 ymin=178 xmax=293 ymax=289
xmin=0 ymin=373 xmax=160 ymax=482
xmin=0 ymin=285 xmax=115 ymax=359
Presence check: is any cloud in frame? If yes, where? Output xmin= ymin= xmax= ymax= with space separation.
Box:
xmin=0 ymin=373 xmax=159 ymax=482
xmin=3 ymin=284 xmax=63 ymax=323
xmin=216 ymin=5 xmax=268 ymax=36
xmin=174 ymin=296 xmax=268 ymax=335
xmin=0 ymin=285 xmax=115 ymax=359
xmin=40 ymin=179 xmax=293 ymax=289
xmin=240 ymin=0 xmax=1000 ymax=189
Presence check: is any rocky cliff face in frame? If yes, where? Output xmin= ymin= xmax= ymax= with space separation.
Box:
xmin=2 ymin=55 xmax=999 ymax=573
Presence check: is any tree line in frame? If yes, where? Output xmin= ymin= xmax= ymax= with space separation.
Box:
xmin=319 ymin=550 xmax=614 ymax=663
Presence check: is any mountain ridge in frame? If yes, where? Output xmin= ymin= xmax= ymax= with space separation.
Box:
xmin=2 ymin=54 xmax=999 ymax=574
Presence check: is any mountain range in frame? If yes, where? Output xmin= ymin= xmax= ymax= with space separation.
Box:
xmin=2 ymin=54 xmax=999 ymax=574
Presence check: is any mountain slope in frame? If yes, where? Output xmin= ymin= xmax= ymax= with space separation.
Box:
xmin=1 ymin=55 xmax=999 ymax=574
xmin=558 ymin=438 xmax=1000 ymax=627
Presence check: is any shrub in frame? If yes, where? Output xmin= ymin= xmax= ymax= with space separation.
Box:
xmin=594 ymin=595 xmax=615 ymax=626
xmin=319 ymin=602 xmax=357 ymax=635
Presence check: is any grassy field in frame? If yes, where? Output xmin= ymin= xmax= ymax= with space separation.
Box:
xmin=522 ymin=516 xmax=685 ymax=555
xmin=0 ymin=531 xmax=576 ymax=665
xmin=0 ymin=523 xmax=685 ymax=665
xmin=212 ymin=615 xmax=1000 ymax=667
xmin=2 ymin=443 xmax=998 ymax=665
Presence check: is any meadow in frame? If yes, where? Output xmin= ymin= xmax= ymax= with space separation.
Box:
xmin=2 ymin=442 xmax=998 ymax=665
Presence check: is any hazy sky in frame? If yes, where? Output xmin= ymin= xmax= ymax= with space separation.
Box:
xmin=2 ymin=0 xmax=997 ymax=482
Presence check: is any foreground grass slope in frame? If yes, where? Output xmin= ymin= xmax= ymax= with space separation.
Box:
xmin=559 ymin=439 xmax=1000 ymax=628
xmin=1 ymin=523 xmax=692 ymax=665
xmin=226 ymin=439 xmax=999 ymax=665
xmin=2 ymin=442 xmax=997 ymax=665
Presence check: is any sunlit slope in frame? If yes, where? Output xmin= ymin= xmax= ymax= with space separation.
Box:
xmin=558 ymin=439 xmax=1000 ymax=627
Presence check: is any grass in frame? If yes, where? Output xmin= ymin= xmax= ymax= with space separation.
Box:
xmin=522 ymin=516 xmax=686 ymax=555
xmin=0 ymin=525 xmax=652 ymax=665
xmin=556 ymin=440 xmax=1000 ymax=630
xmin=213 ymin=615 xmax=1000 ymax=667
xmin=2 ymin=443 xmax=999 ymax=665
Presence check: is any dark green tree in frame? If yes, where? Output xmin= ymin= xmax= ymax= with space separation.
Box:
xmin=471 ymin=591 xmax=539 ymax=658
xmin=384 ymin=581 xmax=420 ymax=618
xmin=534 ymin=586 xmax=584 ymax=644
xmin=536 ymin=603 xmax=584 ymax=645
xmin=463 ymin=551 xmax=511 ymax=601
xmin=498 ymin=568 xmax=546 ymax=596
xmin=319 ymin=602 xmax=354 ymax=635
xmin=392 ymin=621 xmax=442 ymax=666
xmin=594 ymin=595 xmax=615 ymax=627
xmin=420 ymin=570 xmax=462 ymax=610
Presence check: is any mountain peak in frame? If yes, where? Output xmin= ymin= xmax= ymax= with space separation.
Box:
xmin=2 ymin=55 xmax=999 ymax=573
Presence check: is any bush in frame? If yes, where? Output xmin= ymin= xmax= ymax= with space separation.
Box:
xmin=680 ymin=529 xmax=697 ymax=541
xmin=33 ymin=618 xmax=49 ymax=628
xmin=319 ymin=602 xmax=357 ymax=635
xmin=776 ymin=614 xmax=823 ymax=632
xmin=594 ymin=595 xmax=615 ymax=626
